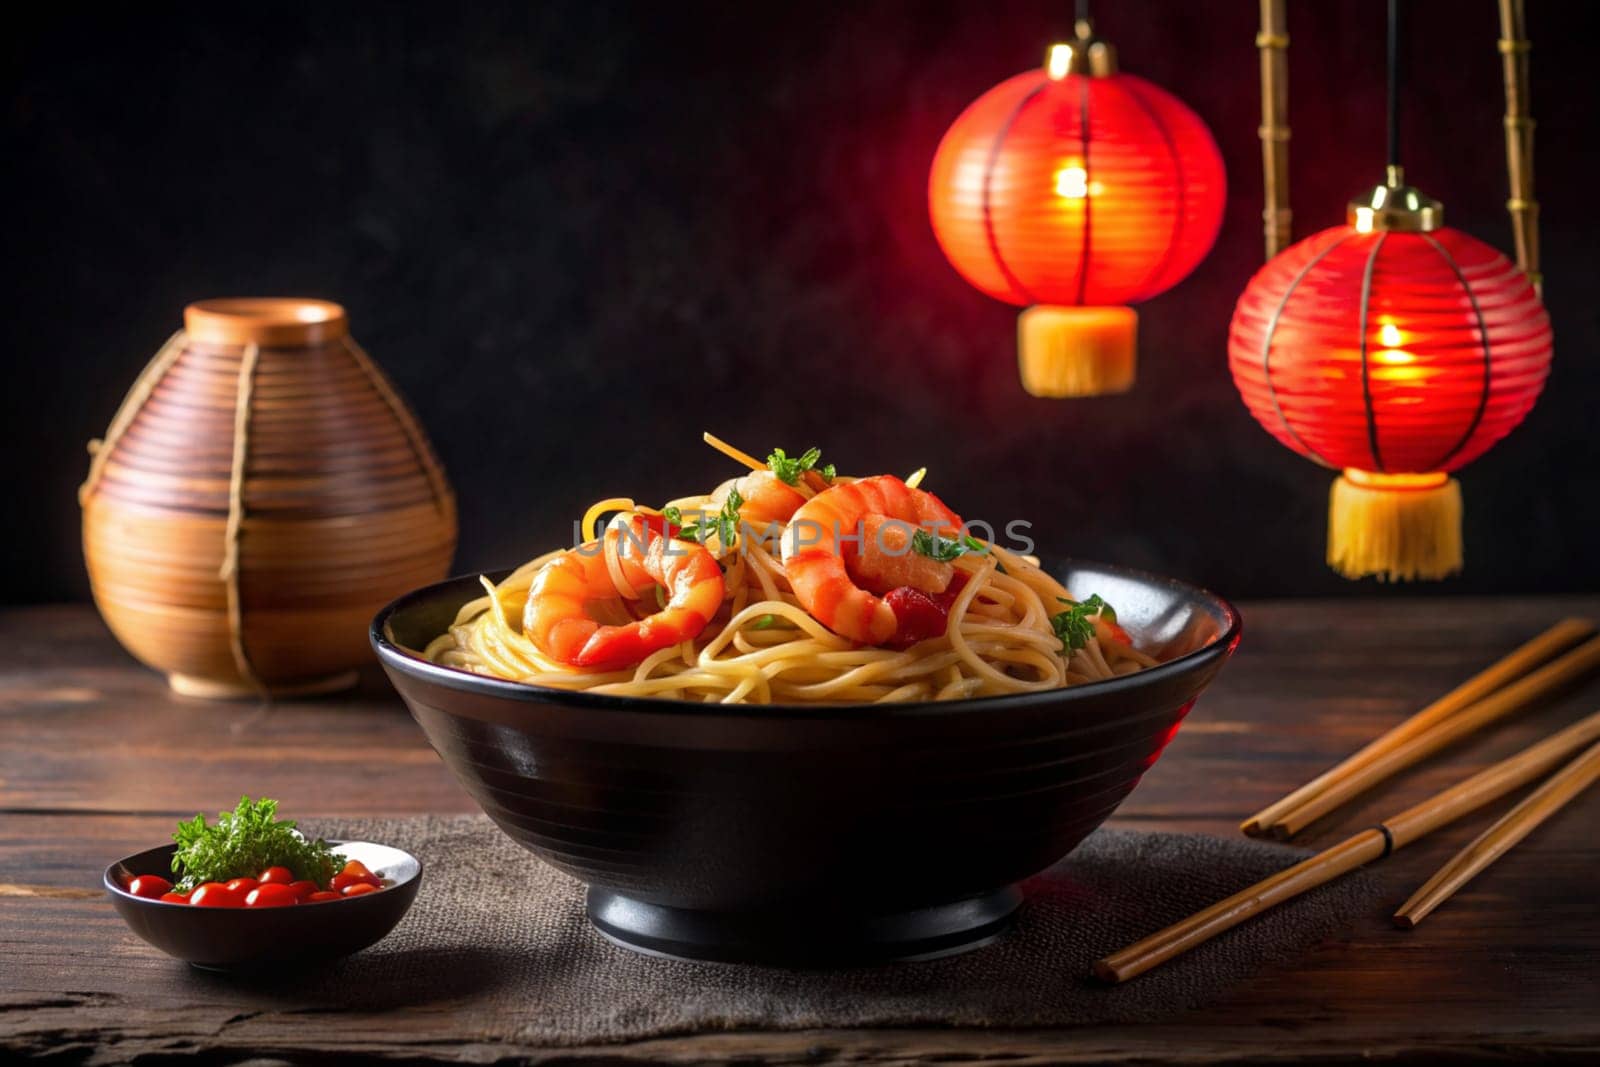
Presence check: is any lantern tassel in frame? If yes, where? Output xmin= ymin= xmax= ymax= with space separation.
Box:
xmin=1017 ymin=305 xmax=1137 ymax=398
xmin=1328 ymin=469 xmax=1462 ymax=582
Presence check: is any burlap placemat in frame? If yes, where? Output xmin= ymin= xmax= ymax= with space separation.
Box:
xmin=279 ymin=815 xmax=1381 ymax=1045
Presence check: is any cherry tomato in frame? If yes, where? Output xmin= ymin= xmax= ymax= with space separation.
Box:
xmin=189 ymin=882 xmax=243 ymax=908
xmin=341 ymin=882 xmax=379 ymax=898
xmin=884 ymin=586 xmax=950 ymax=648
xmin=257 ymin=866 xmax=295 ymax=886
xmin=126 ymin=874 xmax=173 ymax=900
xmin=225 ymin=877 xmax=259 ymax=894
xmin=933 ymin=571 xmax=969 ymax=610
xmin=244 ymin=883 xmax=298 ymax=908
xmin=158 ymin=891 xmax=190 ymax=904
xmin=339 ymin=859 xmax=374 ymax=879
xmin=286 ymin=880 xmax=318 ymax=900
xmin=1099 ymin=618 xmax=1134 ymax=646
xmin=305 ymin=890 xmax=340 ymax=903
xmin=331 ymin=872 xmax=381 ymax=892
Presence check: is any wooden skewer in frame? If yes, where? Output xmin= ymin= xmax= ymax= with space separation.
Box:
xmin=1094 ymin=708 xmax=1600 ymax=984
xmin=1267 ymin=631 xmax=1600 ymax=839
xmin=1242 ymin=618 xmax=1595 ymax=836
xmin=1394 ymin=739 xmax=1600 ymax=929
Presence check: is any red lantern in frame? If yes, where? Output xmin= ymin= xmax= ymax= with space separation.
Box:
xmin=1229 ymin=180 xmax=1552 ymax=580
xmin=928 ymin=22 xmax=1225 ymax=397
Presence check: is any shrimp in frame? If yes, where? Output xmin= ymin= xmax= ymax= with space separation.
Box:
xmin=523 ymin=520 xmax=725 ymax=671
xmin=781 ymin=474 xmax=963 ymax=645
xmin=716 ymin=470 xmax=812 ymax=534
xmin=706 ymin=470 xmax=806 ymax=549
xmin=851 ymin=515 xmax=956 ymax=596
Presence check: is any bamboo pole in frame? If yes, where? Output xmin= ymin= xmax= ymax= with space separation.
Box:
xmin=1498 ymin=0 xmax=1540 ymax=294
xmin=1257 ymin=0 xmax=1291 ymax=258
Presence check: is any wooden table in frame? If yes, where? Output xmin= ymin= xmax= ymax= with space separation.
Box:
xmin=4 ymin=599 xmax=1599 ymax=1063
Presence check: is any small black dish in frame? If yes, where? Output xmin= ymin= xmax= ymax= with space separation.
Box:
xmin=372 ymin=557 xmax=1240 ymax=967
xmin=105 ymin=840 xmax=421 ymax=971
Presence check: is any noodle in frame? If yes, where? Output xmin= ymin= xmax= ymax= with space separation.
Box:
xmin=424 ymin=444 xmax=1154 ymax=704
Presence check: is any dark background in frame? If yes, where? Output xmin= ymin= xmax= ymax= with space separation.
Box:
xmin=4 ymin=0 xmax=1595 ymax=604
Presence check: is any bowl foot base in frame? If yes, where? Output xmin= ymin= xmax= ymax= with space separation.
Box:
xmin=586 ymin=885 xmax=1022 ymax=966
xmin=168 ymin=670 xmax=359 ymax=700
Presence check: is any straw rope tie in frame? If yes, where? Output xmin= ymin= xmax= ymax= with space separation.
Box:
xmin=220 ymin=341 xmax=266 ymax=698
xmin=78 ymin=330 xmax=187 ymax=505
xmin=341 ymin=336 xmax=454 ymax=518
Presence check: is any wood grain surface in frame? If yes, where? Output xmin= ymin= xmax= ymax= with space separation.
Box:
xmin=3 ymin=598 xmax=1599 ymax=1064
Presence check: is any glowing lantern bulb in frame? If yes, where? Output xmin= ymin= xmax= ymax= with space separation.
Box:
xmin=1054 ymin=165 xmax=1089 ymax=199
xmin=929 ymin=21 xmax=1226 ymax=397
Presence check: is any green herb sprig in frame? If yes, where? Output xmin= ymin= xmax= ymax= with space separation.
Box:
xmin=666 ymin=487 xmax=744 ymax=547
xmin=1050 ymin=594 xmax=1117 ymax=653
xmin=767 ymin=446 xmax=835 ymax=486
xmin=170 ymin=796 xmax=344 ymax=891
xmin=910 ymin=529 xmax=990 ymax=563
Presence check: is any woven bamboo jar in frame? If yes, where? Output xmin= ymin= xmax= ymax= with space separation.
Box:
xmin=81 ymin=299 xmax=457 ymax=698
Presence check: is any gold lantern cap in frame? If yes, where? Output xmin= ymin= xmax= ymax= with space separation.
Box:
xmin=1348 ymin=166 xmax=1444 ymax=233
xmin=1046 ymin=19 xmax=1118 ymax=79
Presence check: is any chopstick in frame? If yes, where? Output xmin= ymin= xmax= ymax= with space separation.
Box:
xmin=1242 ymin=618 xmax=1596 ymax=837
xmin=1393 ymin=738 xmax=1600 ymax=929
xmin=1093 ymin=708 xmax=1600 ymax=984
xmin=1264 ymin=632 xmax=1600 ymax=839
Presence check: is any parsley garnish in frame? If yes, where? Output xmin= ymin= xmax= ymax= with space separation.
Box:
xmin=767 ymin=446 xmax=835 ymax=486
xmin=170 ymin=796 xmax=344 ymax=891
xmin=910 ymin=530 xmax=990 ymax=563
xmin=673 ymin=488 xmax=744 ymax=547
xmin=1050 ymin=594 xmax=1117 ymax=653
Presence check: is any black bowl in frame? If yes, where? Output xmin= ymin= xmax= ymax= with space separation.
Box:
xmin=372 ymin=559 xmax=1239 ymax=965
xmin=105 ymin=840 xmax=421 ymax=971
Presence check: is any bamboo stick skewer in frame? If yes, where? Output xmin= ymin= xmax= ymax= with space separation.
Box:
xmin=1266 ymin=635 xmax=1600 ymax=838
xmin=702 ymin=431 xmax=766 ymax=473
xmin=1256 ymin=0 xmax=1291 ymax=258
xmin=1242 ymin=618 xmax=1596 ymax=836
xmin=1394 ymin=739 xmax=1600 ymax=929
xmin=1094 ymin=709 xmax=1600 ymax=984
xmin=700 ymin=431 xmax=831 ymax=496
xmin=1497 ymin=0 xmax=1540 ymax=295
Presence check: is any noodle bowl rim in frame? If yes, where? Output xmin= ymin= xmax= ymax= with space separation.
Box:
xmin=370 ymin=559 xmax=1242 ymax=719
